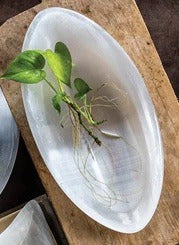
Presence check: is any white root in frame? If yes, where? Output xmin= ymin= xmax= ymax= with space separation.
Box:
xmin=69 ymin=83 xmax=143 ymax=208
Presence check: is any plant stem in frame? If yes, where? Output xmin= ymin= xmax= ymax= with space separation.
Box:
xmin=78 ymin=113 xmax=101 ymax=146
xmin=45 ymin=81 xmax=102 ymax=146
xmin=63 ymin=96 xmax=101 ymax=146
xmin=45 ymin=79 xmax=57 ymax=93
xmin=57 ymin=79 xmax=64 ymax=93
xmin=82 ymin=95 xmax=93 ymax=122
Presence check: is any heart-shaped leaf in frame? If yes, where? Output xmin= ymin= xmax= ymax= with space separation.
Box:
xmin=74 ymin=78 xmax=92 ymax=99
xmin=52 ymin=92 xmax=64 ymax=114
xmin=44 ymin=42 xmax=72 ymax=87
xmin=1 ymin=50 xmax=46 ymax=84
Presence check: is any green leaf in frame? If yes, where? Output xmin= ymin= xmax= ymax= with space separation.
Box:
xmin=52 ymin=92 xmax=63 ymax=114
xmin=74 ymin=78 xmax=92 ymax=99
xmin=44 ymin=42 xmax=72 ymax=87
xmin=0 ymin=50 xmax=46 ymax=84
xmin=55 ymin=42 xmax=72 ymax=87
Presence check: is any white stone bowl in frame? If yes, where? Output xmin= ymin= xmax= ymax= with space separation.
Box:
xmin=21 ymin=8 xmax=164 ymax=233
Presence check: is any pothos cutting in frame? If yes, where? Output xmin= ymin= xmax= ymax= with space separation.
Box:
xmin=0 ymin=42 xmax=106 ymax=146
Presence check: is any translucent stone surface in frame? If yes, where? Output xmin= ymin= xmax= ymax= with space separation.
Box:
xmin=21 ymin=8 xmax=164 ymax=233
xmin=0 ymin=200 xmax=55 ymax=244
xmin=0 ymin=88 xmax=19 ymax=194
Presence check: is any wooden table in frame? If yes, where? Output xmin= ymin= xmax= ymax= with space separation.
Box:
xmin=0 ymin=0 xmax=178 ymax=244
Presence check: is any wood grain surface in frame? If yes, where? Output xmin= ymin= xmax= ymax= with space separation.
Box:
xmin=0 ymin=0 xmax=178 ymax=244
